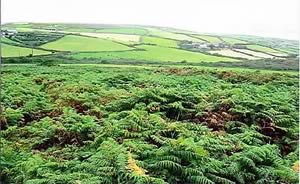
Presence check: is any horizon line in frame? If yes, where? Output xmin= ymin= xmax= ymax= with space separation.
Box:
xmin=1 ymin=21 xmax=299 ymax=41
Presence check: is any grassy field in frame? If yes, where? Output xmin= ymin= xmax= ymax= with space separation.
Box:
xmin=221 ymin=37 xmax=248 ymax=44
xmin=63 ymin=28 xmax=98 ymax=33
xmin=278 ymin=48 xmax=299 ymax=55
xmin=96 ymin=27 xmax=148 ymax=35
xmin=41 ymin=35 xmax=133 ymax=52
xmin=1 ymin=44 xmax=51 ymax=57
xmin=233 ymin=35 xmax=299 ymax=55
xmin=142 ymin=36 xmax=178 ymax=47
xmin=73 ymin=45 xmax=237 ymax=62
xmin=147 ymin=28 xmax=203 ymax=42
xmin=247 ymin=44 xmax=288 ymax=56
xmin=194 ymin=35 xmax=223 ymax=43
xmin=209 ymin=49 xmax=259 ymax=60
xmin=234 ymin=49 xmax=275 ymax=59
xmin=1 ymin=64 xmax=298 ymax=184
xmin=13 ymin=27 xmax=50 ymax=32
xmin=78 ymin=33 xmax=141 ymax=43
xmin=2 ymin=23 xmax=298 ymax=65
xmin=2 ymin=37 xmax=20 ymax=45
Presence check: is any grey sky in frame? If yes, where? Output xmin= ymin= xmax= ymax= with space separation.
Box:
xmin=2 ymin=0 xmax=299 ymax=40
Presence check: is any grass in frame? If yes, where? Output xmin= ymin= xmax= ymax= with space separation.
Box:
xmin=278 ymin=48 xmax=298 ymax=55
xmin=147 ymin=28 xmax=203 ymax=42
xmin=209 ymin=49 xmax=258 ymax=60
xmin=14 ymin=28 xmax=46 ymax=32
xmin=194 ymin=35 xmax=223 ymax=43
xmin=247 ymin=44 xmax=286 ymax=54
xmin=142 ymin=36 xmax=178 ymax=47
xmin=41 ymin=35 xmax=133 ymax=52
xmin=221 ymin=37 xmax=248 ymax=44
xmin=96 ymin=27 xmax=148 ymax=35
xmin=72 ymin=45 xmax=237 ymax=62
xmin=2 ymin=37 xmax=20 ymax=45
xmin=3 ymin=23 xmax=297 ymax=63
xmin=64 ymin=28 xmax=97 ymax=33
xmin=79 ymin=33 xmax=141 ymax=43
xmin=234 ymin=49 xmax=274 ymax=58
xmin=1 ymin=44 xmax=51 ymax=57
xmin=3 ymin=23 xmax=32 ymax=28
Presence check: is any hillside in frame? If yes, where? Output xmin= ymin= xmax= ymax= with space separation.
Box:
xmin=1 ymin=23 xmax=298 ymax=69
xmin=0 ymin=23 xmax=299 ymax=184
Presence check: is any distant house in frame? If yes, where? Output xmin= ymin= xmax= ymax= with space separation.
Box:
xmin=180 ymin=41 xmax=231 ymax=51
xmin=207 ymin=43 xmax=230 ymax=49
xmin=195 ymin=43 xmax=209 ymax=49
xmin=181 ymin=41 xmax=210 ymax=50
xmin=1 ymin=29 xmax=18 ymax=36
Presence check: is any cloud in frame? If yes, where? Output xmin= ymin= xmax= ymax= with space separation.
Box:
xmin=2 ymin=0 xmax=299 ymax=39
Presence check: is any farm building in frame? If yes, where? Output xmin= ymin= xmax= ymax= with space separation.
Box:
xmin=180 ymin=41 xmax=231 ymax=50
xmin=207 ymin=43 xmax=230 ymax=49
xmin=1 ymin=29 xmax=18 ymax=36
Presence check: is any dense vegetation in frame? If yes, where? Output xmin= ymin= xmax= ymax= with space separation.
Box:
xmin=2 ymin=56 xmax=298 ymax=71
xmin=9 ymin=32 xmax=65 ymax=47
xmin=0 ymin=65 xmax=298 ymax=184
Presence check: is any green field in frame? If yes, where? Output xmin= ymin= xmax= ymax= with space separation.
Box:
xmin=246 ymin=44 xmax=285 ymax=54
xmin=1 ymin=23 xmax=298 ymax=63
xmin=222 ymin=37 xmax=248 ymax=44
xmin=73 ymin=45 xmax=237 ymax=62
xmin=2 ymin=37 xmax=20 ymax=45
xmin=1 ymin=64 xmax=298 ymax=184
xmin=14 ymin=27 xmax=49 ymax=32
xmin=278 ymin=47 xmax=299 ymax=55
xmin=194 ymin=35 xmax=223 ymax=43
xmin=233 ymin=35 xmax=299 ymax=55
xmin=1 ymin=44 xmax=51 ymax=57
xmin=41 ymin=35 xmax=133 ymax=52
xmin=96 ymin=27 xmax=148 ymax=35
xmin=142 ymin=36 xmax=178 ymax=48
xmin=147 ymin=28 xmax=203 ymax=42
xmin=63 ymin=28 xmax=98 ymax=33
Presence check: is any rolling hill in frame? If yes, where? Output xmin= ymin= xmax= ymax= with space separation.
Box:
xmin=1 ymin=23 xmax=298 ymax=64
xmin=1 ymin=23 xmax=299 ymax=184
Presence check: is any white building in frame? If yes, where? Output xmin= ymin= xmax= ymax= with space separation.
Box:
xmin=1 ymin=29 xmax=18 ymax=36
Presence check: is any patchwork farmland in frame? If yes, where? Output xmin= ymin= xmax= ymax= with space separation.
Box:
xmin=41 ymin=35 xmax=132 ymax=52
xmin=2 ymin=23 xmax=297 ymax=64
xmin=0 ymin=23 xmax=299 ymax=184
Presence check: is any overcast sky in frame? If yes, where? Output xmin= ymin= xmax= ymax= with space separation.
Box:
xmin=1 ymin=0 xmax=299 ymax=40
